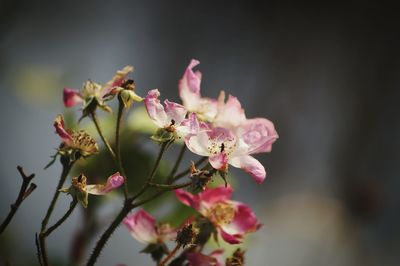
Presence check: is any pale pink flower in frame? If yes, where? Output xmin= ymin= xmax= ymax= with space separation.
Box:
xmin=179 ymin=59 xmax=217 ymax=121
xmin=85 ymin=172 xmax=125 ymax=195
xmin=145 ymin=89 xmax=197 ymax=139
xmin=185 ymin=125 xmax=269 ymax=183
xmin=123 ymin=209 xmax=176 ymax=244
xmin=186 ymin=249 xmax=224 ymax=266
xmin=175 ymin=187 xmax=261 ymax=244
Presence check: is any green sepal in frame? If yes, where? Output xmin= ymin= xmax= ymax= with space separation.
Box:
xmin=151 ymin=128 xmax=175 ymax=143
xmin=141 ymin=243 xmax=168 ymax=262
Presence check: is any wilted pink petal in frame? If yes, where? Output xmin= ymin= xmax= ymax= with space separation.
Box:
xmin=164 ymin=99 xmax=187 ymax=125
xmin=230 ymin=155 xmax=266 ymax=184
xmin=220 ymin=201 xmax=262 ymax=237
xmin=215 ymin=92 xmax=246 ymax=128
xmin=175 ymin=189 xmax=200 ymax=211
xmin=63 ymin=88 xmax=83 ymax=107
xmin=209 ymin=153 xmax=228 ymax=171
xmin=179 ymin=59 xmax=201 ymax=109
xmin=85 ymin=172 xmax=124 ymax=195
xmin=240 ymin=118 xmax=278 ymax=154
xmin=200 ymin=186 xmax=233 ymax=206
xmin=102 ymin=65 xmax=134 ymax=96
xmin=218 ymin=227 xmax=242 ymax=244
xmin=123 ymin=209 xmax=158 ymax=244
xmin=144 ymin=89 xmax=169 ymax=128
xmin=54 ymin=115 xmax=73 ymax=144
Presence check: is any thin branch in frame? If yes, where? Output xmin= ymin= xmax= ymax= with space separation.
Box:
xmin=167 ymin=144 xmax=186 ymax=183
xmin=39 ymin=161 xmax=73 ymax=266
xmin=148 ymin=181 xmax=192 ymax=189
xmin=90 ymin=112 xmax=116 ymax=159
xmin=115 ymin=101 xmax=129 ymax=199
xmin=0 ymin=166 xmax=36 ymax=235
xmin=43 ymin=199 xmax=78 ymax=237
xmin=159 ymin=244 xmax=181 ymax=266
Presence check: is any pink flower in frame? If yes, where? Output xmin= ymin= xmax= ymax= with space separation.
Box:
xmin=145 ymin=89 xmax=196 ymax=139
xmin=185 ymin=126 xmax=268 ymax=183
xmin=214 ymin=91 xmax=246 ymax=129
xmin=179 ymin=59 xmax=217 ymax=121
xmin=123 ymin=209 xmax=176 ymax=244
xmin=186 ymin=249 xmax=224 ymax=266
xmin=175 ymin=187 xmax=261 ymax=244
xmin=63 ymin=88 xmax=83 ymax=107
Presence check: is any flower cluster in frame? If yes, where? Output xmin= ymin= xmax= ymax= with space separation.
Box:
xmin=121 ymin=59 xmax=278 ymax=264
xmin=36 ymin=59 xmax=277 ymax=265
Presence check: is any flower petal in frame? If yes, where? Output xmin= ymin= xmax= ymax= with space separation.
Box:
xmin=144 ymin=89 xmax=168 ymax=128
xmin=186 ymin=249 xmax=224 ymax=266
xmin=199 ymin=186 xmax=233 ymax=206
xmin=215 ymin=92 xmax=246 ymax=128
xmin=164 ymin=99 xmax=187 ymax=125
xmin=54 ymin=114 xmax=73 ymax=144
xmin=85 ymin=172 xmax=124 ymax=195
xmin=209 ymin=153 xmax=228 ymax=171
xmin=185 ymin=131 xmax=212 ymax=156
xmin=240 ymin=118 xmax=278 ymax=154
xmin=230 ymin=155 xmax=266 ymax=184
xmin=221 ymin=201 xmax=262 ymax=236
xmin=218 ymin=227 xmax=242 ymax=244
xmin=123 ymin=209 xmax=158 ymax=244
xmin=179 ymin=59 xmax=202 ymax=110
xmin=175 ymin=189 xmax=200 ymax=211
xmin=63 ymin=88 xmax=83 ymax=107
xmin=102 ymin=65 xmax=134 ymax=96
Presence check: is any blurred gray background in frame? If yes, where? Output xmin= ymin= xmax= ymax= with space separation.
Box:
xmin=1 ymin=1 xmax=400 ymax=265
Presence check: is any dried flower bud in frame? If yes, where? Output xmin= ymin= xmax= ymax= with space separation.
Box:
xmin=226 ymin=248 xmax=245 ymax=266
xmin=176 ymin=224 xmax=198 ymax=248
xmin=189 ymin=161 xmax=214 ymax=191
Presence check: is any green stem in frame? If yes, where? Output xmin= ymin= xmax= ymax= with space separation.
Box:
xmin=39 ymin=161 xmax=73 ymax=266
xmin=167 ymin=144 xmax=186 ymax=183
xmin=130 ymin=142 xmax=169 ymax=202
xmin=43 ymin=199 xmax=77 ymax=237
xmin=90 ymin=112 xmax=116 ymax=159
xmin=159 ymin=243 xmax=181 ymax=266
xmin=116 ymin=100 xmax=129 ymax=199
xmin=148 ymin=181 xmax=192 ymax=189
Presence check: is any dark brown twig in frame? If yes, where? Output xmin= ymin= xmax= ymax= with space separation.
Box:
xmin=0 ymin=166 xmax=36 ymax=235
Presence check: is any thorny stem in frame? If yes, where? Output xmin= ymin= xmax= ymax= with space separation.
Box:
xmin=0 ymin=166 xmax=36 ymax=235
xmin=116 ymin=100 xmax=129 ymax=199
xmin=39 ymin=161 xmax=73 ymax=266
xmin=167 ymin=144 xmax=186 ymax=183
xmin=43 ymin=199 xmax=78 ymax=237
xmin=159 ymin=244 xmax=181 ymax=266
xmin=90 ymin=112 xmax=117 ymax=159
xmin=173 ymin=156 xmax=207 ymax=181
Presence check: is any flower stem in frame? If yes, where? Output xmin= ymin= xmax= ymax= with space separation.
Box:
xmin=167 ymin=144 xmax=186 ymax=183
xmin=39 ymin=161 xmax=73 ymax=266
xmin=43 ymin=199 xmax=77 ymax=237
xmin=0 ymin=166 xmax=36 ymax=235
xmin=159 ymin=244 xmax=181 ymax=266
xmin=116 ymin=100 xmax=129 ymax=199
xmin=148 ymin=181 xmax=192 ymax=189
xmin=130 ymin=142 xmax=169 ymax=202
xmin=90 ymin=112 xmax=116 ymax=159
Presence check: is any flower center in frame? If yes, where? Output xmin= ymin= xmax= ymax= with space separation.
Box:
xmin=71 ymin=130 xmax=99 ymax=155
xmin=208 ymin=202 xmax=235 ymax=225
xmin=165 ymin=119 xmax=176 ymax=132
xmin=72 ymin=174 xmax=87 ymax=192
